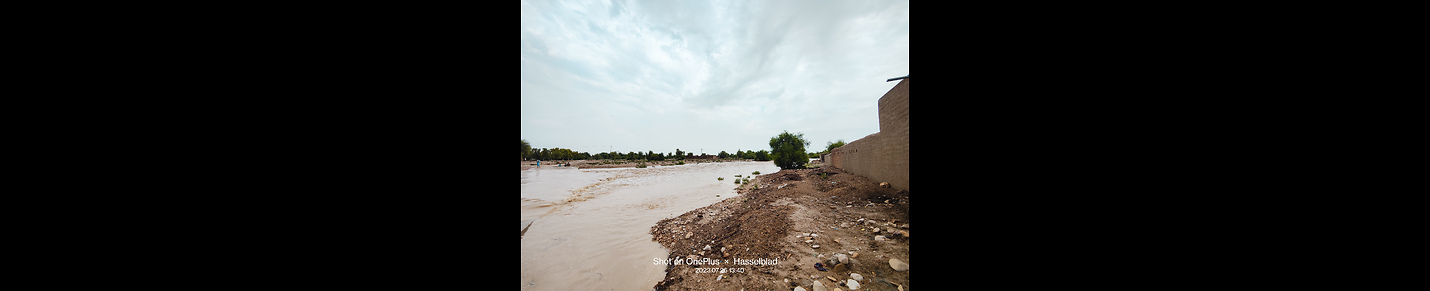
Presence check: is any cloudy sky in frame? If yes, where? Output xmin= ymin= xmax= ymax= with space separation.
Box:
xmin=521 ymin=0 xmax=908 ymax=156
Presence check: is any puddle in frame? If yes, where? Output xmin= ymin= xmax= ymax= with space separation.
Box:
xmin=519 ymin=161 xmax=780 ymax=290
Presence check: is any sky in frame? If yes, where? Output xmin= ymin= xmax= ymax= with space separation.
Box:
xmin=521 ymin=0 xmax=908 ymax=156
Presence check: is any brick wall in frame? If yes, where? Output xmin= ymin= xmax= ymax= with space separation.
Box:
xmin=828 ymin=78 xmax=909 ymax=191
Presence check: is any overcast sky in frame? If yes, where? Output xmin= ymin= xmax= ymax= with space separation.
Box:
xmin=521 ymin=0 xmax=908 ymax=156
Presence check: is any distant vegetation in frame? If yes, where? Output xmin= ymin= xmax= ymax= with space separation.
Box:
xmin=521 ymin=138 xmax=776 ymax=163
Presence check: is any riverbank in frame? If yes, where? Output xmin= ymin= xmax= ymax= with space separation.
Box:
xmin=649 ymin=167 xmax=910 ymax=291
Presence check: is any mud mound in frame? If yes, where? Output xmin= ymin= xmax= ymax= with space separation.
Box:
xmin=649 ymin=167 xmax=910 ymax=290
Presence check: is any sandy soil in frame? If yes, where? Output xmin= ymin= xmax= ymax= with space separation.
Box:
xmin=649 ymin=167 xmax=910 ymax=291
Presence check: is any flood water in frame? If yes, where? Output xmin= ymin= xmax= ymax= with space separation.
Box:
xmin=519 ymin=161 xmax=780 ymax=290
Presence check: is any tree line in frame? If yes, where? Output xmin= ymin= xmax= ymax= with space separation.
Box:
xmin=522 ymin=139 xmax=776 ymax=161
xmin=522 ymin=135 xmax=847 ymax=164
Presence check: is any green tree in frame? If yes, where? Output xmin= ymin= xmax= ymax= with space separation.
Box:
xmin=825 ymin=140 xmax=846 ymax=154
xmin=521 ymin=139 xmax=531 ymax=160
xmin=768 ymin=131 xmax=810 ymax=169
xmin=718 ymin=151 xmax=729 ymax=158
xmin=675 ymin=149 xmax=684 ymax=159
xmin=754 ymin=150 xmax=771 ymax=161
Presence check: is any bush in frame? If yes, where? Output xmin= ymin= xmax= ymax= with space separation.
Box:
xmin=636 ymin=163 xmax=647 ymax=168
xmin=718 ymin=177 xmax=724 ymax=180
xmin=768 ymin=131 xmax=810 ymax=169
xmin=752 ymin=171 xmax=760 ymax=175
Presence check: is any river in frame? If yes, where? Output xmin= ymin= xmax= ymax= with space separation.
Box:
xmin=519 ymin=161 xmax=781 ymax=290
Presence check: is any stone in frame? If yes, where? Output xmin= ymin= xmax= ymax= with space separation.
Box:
xmin=846 ymin=279 xmax=861 ymax=290
xmin=874 ymin=235 xmax=886 ymax=241
xmin=850 ymin=273 xmax=863 ymax=281
xmin=889 ymin=258 xmax=909 ymax=271
xmin=794 ymin=287 xmax=807 ymax=291
xmin=812 ymin=280 xmax=828 ymax=291
xmin=850 ymin=251 xmax=859 ymax=258
xmin=685 ymin=232 xmax=692 ymax=239
xmin=806 ymin=239 xmax=814 ymax=244
xmin=717 ymin=274 xmax=723 ymax=281
xmin=704 ymin=245 xmax=712 ymax=251
xmin=812 ymin=234 xmax=818 ymax=237
xmin=812 ymin=244 xmax=820 ymax=249
xmin=879 ymin=182 xmax=889 ymax=188
xmin=872 ymin=228 xmax=880 ymax=233
xmin=834 ymin=253 xmax=849 ymax=265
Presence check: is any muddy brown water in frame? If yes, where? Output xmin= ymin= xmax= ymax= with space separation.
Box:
xmin=520 ymin=161 xmax=780 ymax=290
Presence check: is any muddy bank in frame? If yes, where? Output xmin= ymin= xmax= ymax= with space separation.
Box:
xmin=649 ymin=167 xmax=910 ymax=291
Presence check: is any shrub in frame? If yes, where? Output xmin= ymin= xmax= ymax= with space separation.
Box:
xmin=752 ymin=171 xmax=760 ymax=175
xmin=768 ymin=131 xmax=810 ymax=169
xmin=636 ymin=163 xmax=647 ymax=168
xmin=718 ymin=177 xmax=724 ymax=180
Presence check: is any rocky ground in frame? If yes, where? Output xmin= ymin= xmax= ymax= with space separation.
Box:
xmin=650 ymin=167 xmax=910 ymax=291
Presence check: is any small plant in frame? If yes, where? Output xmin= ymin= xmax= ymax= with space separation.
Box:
xmin=636 ymin=162 xmax=647 ymax=168
xmin=676 ymin=161 xmax=685 ymax=165
xmin=718 ymin=177 xmax=724 ymax=180
xmin=752 ymin=171 xmax=760 ymax=175
xmin=821 ymin=173 xmax=828 ymax=179
xmin=735 ymin=174 xmax=742 ymax=177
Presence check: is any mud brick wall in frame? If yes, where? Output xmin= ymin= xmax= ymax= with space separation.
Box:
xmin=828 ymin=78 xmax=909 ymax=191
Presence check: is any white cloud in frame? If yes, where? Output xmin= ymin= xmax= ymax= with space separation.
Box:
xmin=522 ymin=0 xmax=908 ymax=154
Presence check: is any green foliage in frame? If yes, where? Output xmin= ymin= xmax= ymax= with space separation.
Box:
xmin=636 ymin=162 xmax=647 ymax=168
xmin=521 ymin=139 xmax=532 ymax=160
xmin=718 ymin=177 xmax=724 ymax=180
xmin=825 ymin=140 xmax=846 ymax=154
xmin=718 ymin=151 xmax=729 ymax=158
xmin=752 ymin=171 xmax=760 ymax=175
xmin=753 ymin=150 xmax=770 ymax=161
xmin=768 ymin=131 xmax=810 ymax=169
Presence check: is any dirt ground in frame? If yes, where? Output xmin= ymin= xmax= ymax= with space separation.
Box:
xmin=649 ymin=167 xmax=910 ymax=291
